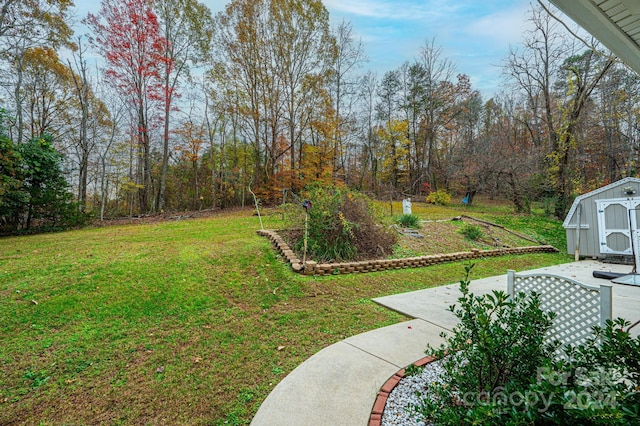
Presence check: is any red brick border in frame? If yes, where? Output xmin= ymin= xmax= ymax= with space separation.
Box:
xmin=257 ymin=229 xmax=559 ymax=276
xmin=369 ymin=356 xmax=437 ymax=426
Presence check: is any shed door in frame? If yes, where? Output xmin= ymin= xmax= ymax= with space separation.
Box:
xmin=596 ymin=199 xmax=640 ymax=255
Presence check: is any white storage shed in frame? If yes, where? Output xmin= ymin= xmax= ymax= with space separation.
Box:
xmin=563 ymin=177 xmax=640 ymax=260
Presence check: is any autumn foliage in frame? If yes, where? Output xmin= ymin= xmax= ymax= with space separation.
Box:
xmin=2 ymin=0 xmax=640 ymax=223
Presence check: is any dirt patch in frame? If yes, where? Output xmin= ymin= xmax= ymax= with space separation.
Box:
xmin=93 ymin=207 xmax=252 ymax=227
xmin=398 ymin=217 xmax=538 ymax=256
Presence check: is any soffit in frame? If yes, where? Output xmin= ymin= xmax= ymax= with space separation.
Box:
xmin=550 ymin=0 xmax=640 ymax=74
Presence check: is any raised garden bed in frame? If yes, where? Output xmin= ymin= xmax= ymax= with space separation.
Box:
xmin=257 ymin=228 xmax=558 ymax=276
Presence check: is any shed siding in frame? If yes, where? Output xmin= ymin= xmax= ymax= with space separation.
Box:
xmin=564 ymin=178 xmax=640 ymax=258
xmin=565 ymin=200 xmax=596 ymax=257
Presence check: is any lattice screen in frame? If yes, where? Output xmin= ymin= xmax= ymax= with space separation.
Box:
xmin=507 ymin=271 xmax=612 ymax=357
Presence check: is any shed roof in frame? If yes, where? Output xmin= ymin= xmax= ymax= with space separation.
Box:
xmin=562 ymin=177 xmax=640 ymax=228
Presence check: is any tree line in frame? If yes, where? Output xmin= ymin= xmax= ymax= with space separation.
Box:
xmin=1 ymin=0 xmax=639 ymax=233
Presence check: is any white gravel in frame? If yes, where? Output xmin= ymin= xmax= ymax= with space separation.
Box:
xmin=381 ymin=360 xmax=445 ymax=426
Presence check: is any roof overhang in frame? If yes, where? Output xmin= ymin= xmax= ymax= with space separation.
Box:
xmin=549 ymin=0 xmax=640 ymax=75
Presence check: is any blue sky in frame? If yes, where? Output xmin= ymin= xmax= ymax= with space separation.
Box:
xmin=74 ymin=0 xmax=537 ymax=98
xmin=319 ymin=0 xmax=534 ymax=96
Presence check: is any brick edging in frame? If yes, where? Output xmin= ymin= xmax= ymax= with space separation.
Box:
xmin=257 ymin=229 xmax=559 ymax=276
xmin=369 ymin=356 xmax=437 ymax=426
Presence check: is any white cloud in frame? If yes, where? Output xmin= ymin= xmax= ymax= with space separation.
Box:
xmin=464 ymin=4 xmax=531 ymax=48
xmin=322 ymin=0 xmax=458 ymax=21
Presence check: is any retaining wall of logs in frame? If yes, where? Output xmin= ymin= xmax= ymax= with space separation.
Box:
xmin=257 ymin=229 xmax=559 ymax=276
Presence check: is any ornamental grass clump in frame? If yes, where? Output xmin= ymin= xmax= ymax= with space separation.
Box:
xmin=459 ymin=223 xmax=484 ymax=241
xmin=396 ymin=213 xmax=421 ymax=228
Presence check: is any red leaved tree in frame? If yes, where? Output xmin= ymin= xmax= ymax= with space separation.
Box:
xmin=86 ymin=0 xmax=172 ymax=212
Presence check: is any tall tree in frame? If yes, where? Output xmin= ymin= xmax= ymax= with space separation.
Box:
xmin=212 ymin=0 xmax=273 ymax=185
xmin=357 ymin=71 xmax=379 ymax=191
xmin=504 ymin=5 xmax=614 ymax=217
xmin=0 ymin=0 xmax=73 ymax=144
xmin=212 ymin=0 xmax=334 ymax=195
xmin=67 ymin=37 xmax=91 ymax=211
xmin=154 ymin=0 xmax=214 ymax=211
xmin=328 ymin=19 xmax=366 ymax=180
xmin=20 ymin=46 xmax=74 ymax=140
xmin=270 ymin=0 xmax=334 ymax=178
xmin=375 ymin=71 xmax=401 ymax=191
xmin=87 ymin=0 xmax=171 ymax=212
xmin=67 ymin=36 xmax=112 ymax=213
xmin=416 ymin=38 xmax=456 ymax=190
xmin=551 ymin=49 xmax=614 ymax=215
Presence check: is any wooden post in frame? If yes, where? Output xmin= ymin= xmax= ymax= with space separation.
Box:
xmin=303 ymin=210 xmax=308 ymax=267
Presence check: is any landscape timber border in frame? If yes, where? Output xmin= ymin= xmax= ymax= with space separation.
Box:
xmin=257 ymin=229 xmax=559 ymax=276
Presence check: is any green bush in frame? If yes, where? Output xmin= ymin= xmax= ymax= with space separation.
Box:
xmin=0 ymin=133 xmax=88 ymax=235
xmin=425 ymin=189 xmax=451 ymax=205
xmin=295 ymin=184 xmax=396 ymax=262
xmin=396 ymin=213 xmax=420 ymax=228
xmin=418 ymin=265 xmax=640 ymax=425
xmin=459 ymin=223 xmax=483 ymax=241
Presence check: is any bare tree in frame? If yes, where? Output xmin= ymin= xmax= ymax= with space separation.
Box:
xmin=328 ymin=19 xmax=367 ymax=180
xmin=503 ymin=5 xmax=614 ymax=217
xmin=154 ymin=0 xmax=214 ymax=212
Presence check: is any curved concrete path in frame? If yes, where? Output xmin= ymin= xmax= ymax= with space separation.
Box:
xmin=251 ymin=261 xmax=638 ymax=425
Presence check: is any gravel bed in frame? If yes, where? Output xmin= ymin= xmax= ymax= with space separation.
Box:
xmin=381 ymin=360 xmax=445 ymax=426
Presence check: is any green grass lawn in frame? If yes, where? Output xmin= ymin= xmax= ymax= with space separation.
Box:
xmin=0 ymin=202 xmax=570 ymax=425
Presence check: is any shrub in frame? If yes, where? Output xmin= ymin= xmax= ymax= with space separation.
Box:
xmin=459 ymin=223 xmax=483 ymax=241
xmin=420 ymin=265 xmax=557 ymax=425
xmin=294 ymin=183 xmax=396 ymax=262
xmin=396 ymin=213 xmax=420 ymax=228
xmin=425 ymin=189 xmax=451 ymax=205
xmin=417 ymin=265 xmax=640 ymax=425
xmin=0 ymin=134 xmax=88 ymax=235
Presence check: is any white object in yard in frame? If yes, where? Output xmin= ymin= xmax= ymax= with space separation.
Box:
xmin=402 ymin=198 xmax=412 ymax=215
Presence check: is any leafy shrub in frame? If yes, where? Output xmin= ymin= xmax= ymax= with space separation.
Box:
xmin=404 ymin=363 xmax=424 ymax=377
xmin=0 ymin=134 xmax=88 ymax=235
xmin=294 ymin=183 xmax=396 ymax=262
xmin=425 ymin=189 xmax=451 ymax=205
xmin=459 ymin=223 xmax=483 ymax=241
xmin=418 ymin=265 xmax=640 ymax=425
xmin=420 ymin=265 xmax=556 ymax=425
xmin=396 ymin=213 xmax=421 ymax=228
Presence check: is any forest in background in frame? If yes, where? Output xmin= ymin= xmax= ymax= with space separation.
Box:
xmin=1 ymin=0 xmax=639 ymax=233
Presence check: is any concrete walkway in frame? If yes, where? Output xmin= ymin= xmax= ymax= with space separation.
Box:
xmin=251 ymin=261 xmax=639 ymax=426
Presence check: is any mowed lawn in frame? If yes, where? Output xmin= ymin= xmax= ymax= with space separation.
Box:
xmin=0 ymin=206 xmax=570 ymax=425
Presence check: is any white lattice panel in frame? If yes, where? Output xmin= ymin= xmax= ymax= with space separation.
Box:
xmin=507 ymin=271 xmax=612 ymax=357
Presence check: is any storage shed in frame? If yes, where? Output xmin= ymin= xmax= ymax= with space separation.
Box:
xmin=563 ymin=177 xmax=640 ymax=260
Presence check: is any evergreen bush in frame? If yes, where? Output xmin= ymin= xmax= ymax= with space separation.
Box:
xmin=0 ymin=134 xmax=86 ymax=234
